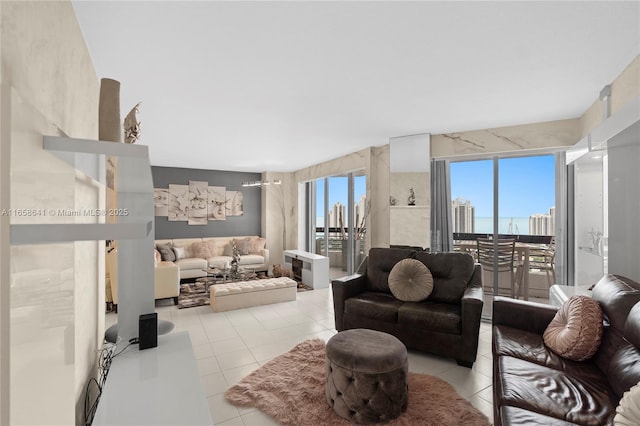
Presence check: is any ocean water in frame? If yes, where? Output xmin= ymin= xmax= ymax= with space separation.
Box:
xmin=475 ymin=217 xmax=530 ymax=234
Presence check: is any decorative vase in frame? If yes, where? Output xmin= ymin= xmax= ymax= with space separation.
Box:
xmin=99 ymin=78 xmax=122 ymax=142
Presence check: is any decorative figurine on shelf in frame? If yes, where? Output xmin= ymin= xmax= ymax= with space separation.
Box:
xmin=408 ymin=188 xmax=416 ymax=206
xmin=230 ymin=239 xmax=240 ymax=277
xmin=123 ymin=101 xmax=142 ymax=144
xmin=389 ymin=196 xmax=397 ymax=206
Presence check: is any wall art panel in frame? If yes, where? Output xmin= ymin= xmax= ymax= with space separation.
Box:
xmin=168 ymin=184 xmax=189 ymax=221
xmin=188 ymin=180 xmax=208 ymax=225
xmin=226 ymin=190 xmax=243 ymax=217
xmin=207 ymin=186 xmax=226 ymax=221
xmin=154 ymin=188 xmax=168 ymax=216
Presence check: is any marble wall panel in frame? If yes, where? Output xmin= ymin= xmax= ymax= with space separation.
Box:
xmin=262 ymin=171 xmax=295 ymax=272
xmin=368 ymin=145 xmax=390 ymax=249
xmin=580 ymin=55 xmax=640 ymax=138
xmin=294 ymin=148 xmax=369 ymax=183
xmin=2 ymin=2 xmax=100 ymax=424
xmin=431 ymin=118 xmax=581 ymax=158
xmin=390 ymin=206 xmax=430 ymax=248
xmin=390 ymin=172 xmax=429 ymax=208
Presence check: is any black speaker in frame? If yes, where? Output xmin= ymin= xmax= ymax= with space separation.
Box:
xmin=139 ymin=313 xmax=158 ymax=350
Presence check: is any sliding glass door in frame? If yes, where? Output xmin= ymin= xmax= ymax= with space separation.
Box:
xmin=450 ymin=154 xmax=558 ymax=316
xmin=310 ymin=171 xmax=366 ymax=278
xmin=498 ymin=155 xmax=556 ymax=301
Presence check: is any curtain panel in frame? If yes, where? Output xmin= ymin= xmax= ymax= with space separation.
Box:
xmin=430 ymin=159 xmax=453 ymax=252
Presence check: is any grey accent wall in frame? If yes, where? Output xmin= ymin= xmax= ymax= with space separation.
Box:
xmin=152 ymin=166 xmax=262 ymax=239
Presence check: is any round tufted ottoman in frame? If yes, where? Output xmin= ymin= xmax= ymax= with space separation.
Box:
xmin=325 ymin=329 xmax=408 ymax=424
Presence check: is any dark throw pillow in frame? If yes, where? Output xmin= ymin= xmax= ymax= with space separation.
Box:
xmin=156 ymin=243 xmax=176 ymax=262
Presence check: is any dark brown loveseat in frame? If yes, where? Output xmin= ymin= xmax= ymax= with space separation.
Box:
xmin=332 ymin=247 xmax=483 ymax=367
xmin=492 ymin=274 xmax=640 ymax=425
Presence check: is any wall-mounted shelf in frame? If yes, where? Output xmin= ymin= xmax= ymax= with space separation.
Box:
xmin=10 ymin=136 xmax=152 ymax=245
xmin=11 ymin=222 xmax=152 ymax=245
xmin=9 ymin=134 xmax=156 ymax=343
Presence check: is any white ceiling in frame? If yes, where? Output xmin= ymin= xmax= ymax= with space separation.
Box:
xmin=72 ymin=1 xmax=640 ymax=173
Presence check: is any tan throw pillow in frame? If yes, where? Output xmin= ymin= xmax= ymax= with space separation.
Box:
xmin=543 ymin=295 xmax=603 ymax=361
xmin=192 ymin=241 xmax=212 ymax=259
xmin=206 ymin=240 xmax=218 ymax=257
xmin=154 ymin=249 xmax=162 ymax=267
xmin=223 ymin=242 xmax=233 ymax=256
xmin=388 ymin=258 xmax=434 ymax=302
xmin=249 ymin=237 xmax=266 ymax=254
xmin=234 ymin=238 xmax=251 ymax=255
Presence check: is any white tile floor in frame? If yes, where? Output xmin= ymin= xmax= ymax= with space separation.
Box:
xmin=106 ymin=289 xmax=494 ymax=425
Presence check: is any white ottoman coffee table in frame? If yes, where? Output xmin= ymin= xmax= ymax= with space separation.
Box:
xmin=209 ymin=277 xmax=297 ymax=312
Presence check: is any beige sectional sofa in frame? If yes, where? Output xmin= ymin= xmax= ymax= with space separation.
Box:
xmin=155 ymin=236 xmax=269 ymax=280
xmin=110 ymin=251 xmax=180 ymax=306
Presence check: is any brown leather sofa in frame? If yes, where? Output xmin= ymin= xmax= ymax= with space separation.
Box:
xmin=332 ymin=247 xmax=483 ymax=367
xmin=492 ymin=274 xmax=640 ymax=425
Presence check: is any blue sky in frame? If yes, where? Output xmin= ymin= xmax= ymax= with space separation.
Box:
xmin=316 ymin=176 xmax=366 ymax=218
xmin=450 ymin=155 xmax=556 ymax=217
xmin=312 ymin=155 xmax=555 ymax=220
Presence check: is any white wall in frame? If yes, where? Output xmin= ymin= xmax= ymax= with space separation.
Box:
xmin=1 ymin=2 xmax=100 ymax=425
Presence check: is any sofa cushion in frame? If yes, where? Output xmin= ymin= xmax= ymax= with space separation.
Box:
xmin=223 ymin=241 xmax=234 ymax=256
xmin=543 ymin=295 xmax=603 ymax=361
xmin=493 ymin=325 xmax=605 ymax=379
xmin=238 ymin=254 xmax=264 ymax=266
xmin=234 ymin=237 xmax=251 ymax=255
xmin=174 ymin=238 xmax=204 ymax=259
xmin=208 ymin=256 xmax=232 ymax=269
xmin=496 ymin=356 xmax=614 ymax=426
xmin=614 ymin=381 xmax=640 ymax=426
xmin=592 ymin=274 xmax=640 ymax=331
xmin=397 ymin=302 xmax=461 ymax=334
xmin=593 ymin=327 xmax=640 ymax=401
xmin=192 ymin=241 xmax=212 ymax=259
xmin=499 ymin=406 xmax=580 ymax=426
xmin=366 ymin=248 xmax=416 ymax=293
xmin=388 ymin=258 xmax=433 ymax=302
xmin=172 ymin=246 xmax=186 ymax=260
xmin=206 ymin=240 xmax=218 ymax=257
xmin=175 ymin=257 xmax=207 ymax=271
xmin=415 ymin=252 xmax=475 ymax=304
xmin=156 ymin=243 xmax=175 ymax=262
xmin=249 ymin=237 xmax=266 ymax=254
xmin=344 ymin=292 xmax=403 ymax=322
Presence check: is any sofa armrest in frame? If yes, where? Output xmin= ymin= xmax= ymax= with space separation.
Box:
xmin=155 ymin=261 xmax=180 ymax=299
xmin=492 ymin=296 xmax=558 ymax=334
xmin=462 ymin=263 xmax=483 ymax=306
xmin=261 ymin=248 xmax=270 ymax=269
xmin=460 ymin=264 xmax=483 ymax=363
xmin=331 ymin=274 xmax=367 ymax=331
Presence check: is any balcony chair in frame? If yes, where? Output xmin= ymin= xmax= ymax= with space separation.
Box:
xmin=523 ymin=237 xmax=556 ymax=293
xmin=476 ymin=238 xmax=523 ymax=298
